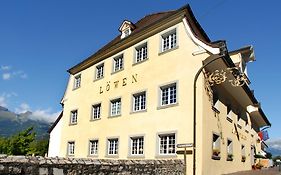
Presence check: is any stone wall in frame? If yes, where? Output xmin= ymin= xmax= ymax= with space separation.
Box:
xmin=0 ymin=155 xmax=184 ymax=175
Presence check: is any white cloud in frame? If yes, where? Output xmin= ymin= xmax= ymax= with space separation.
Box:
xmin=1 ymin=66 xmax=27 ymax=80
xmin=20 ymin=73 xmax=28 ymax=79
xmin=2 ymin=73 xmax=11 ymax=80
xmin=267 ymin=138 xmax=281 ymax=150
xmin=15 ymin=103 xmax=60 ymax=123
xmin=0 ymin=92 xmax=17 ymax=107
xmin=0 ymin=96 xmax=7 ymax=107
xmin=31 ymin=109 xmax=60 ymax=123
xmin=0 ymin=65 xmax=11 ymax=71
xmin=15 ymin=103 xmax=31 ymax=113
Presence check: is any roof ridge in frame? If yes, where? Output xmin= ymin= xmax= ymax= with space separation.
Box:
xmin=135 ymin=10 xmax=177 ymax=24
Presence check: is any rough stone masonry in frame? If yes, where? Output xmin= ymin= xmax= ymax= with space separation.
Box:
xmin=0 ymin=155 xmax=184 ymax=175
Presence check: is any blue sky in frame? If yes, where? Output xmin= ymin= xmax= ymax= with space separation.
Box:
xmin=0 ymin=1 xmax=280 ymax=142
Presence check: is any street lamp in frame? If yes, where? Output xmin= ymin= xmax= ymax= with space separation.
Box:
xmin=192 ymin=53 xmax=248 ymax=175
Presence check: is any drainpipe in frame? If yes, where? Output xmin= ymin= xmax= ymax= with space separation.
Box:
xmin=193 ymin=54 xmax=225 ymax=175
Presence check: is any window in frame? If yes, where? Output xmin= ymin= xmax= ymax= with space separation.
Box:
xmin=96 ymin=63 xmax=104 ymax=79
xmin=108 ymin=138 xmax=118 ymax=155
xmin=113 ymin=55 xmax=123 ymax=72
xmin=131 ymin=137 xmax=144 ymax=155
xmin=227 ymin=139 xmax=233 ymax=161
xmin=159 ymin=134 xmax=176 ymax=155
xmin=124 ymin=29 xmax=130 ymax=37
xmin=70 ymin=110 xmax=78 ymax=124
xmin=161 ymin=29 xmax=177 ymax=52
xmin=212 ymin=133 xmax=221 ymax=159
xmin=212 ymin=93 xmax=220 ymax=111
xmin=68 ymin=141 xmax=75 ymax=155
xmin=89 ymin=140 xmax=98 ymax=156
xmin=135 ymin=43 xmax=147 ymax=63
xmin=133 ymin=92 xmax=146 ymax=112
xmin=241 ymin=145 xmax=246 ymax=162
xmin=226 ymin=105 xmax=233 ymax=122
xmin=110 ymin=98 xmax=121 ymax=116
xmin=74 ymin=74 xmax=81 ymax=89
xmin=160 ymin=83 xmax=177 ymax=106
xmin=227 ymin=105 xmax=232 ymax=117
xmin=92 ymin=103 xmax=101 ymax=120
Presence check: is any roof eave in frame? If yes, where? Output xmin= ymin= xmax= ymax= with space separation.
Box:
xmin=67 ymin=4 xmax=213 ymax=75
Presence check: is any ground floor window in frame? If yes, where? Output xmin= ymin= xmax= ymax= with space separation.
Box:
xmin=131 ymin=136 xmax=144 ymax=155
xmin=212 ymin=133 xmax=221 ymax=160
xmin=241 ymin=145 xmax=246 ymax=162
xmin=227 ymin=139 xmax=233 ymax=161
xmin=68 ymin=141 xmax=75 ymax=156
xmin=89 ymin=140 xmax=98 ymax=156
xmin=158 ymin=133 xmax=176 ymax=155
xmin=108 ymin=138 xmax=118 ymax=155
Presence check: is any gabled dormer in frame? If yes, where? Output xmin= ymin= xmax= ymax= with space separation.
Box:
xmin=119 ymin=20 xmax=136 ymax=39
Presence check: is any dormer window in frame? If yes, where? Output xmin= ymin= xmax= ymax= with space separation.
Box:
xmin=124 ymin=29 xmax=130 ymax=37
xmin=119 ymin=20 xmax=135 ymax=39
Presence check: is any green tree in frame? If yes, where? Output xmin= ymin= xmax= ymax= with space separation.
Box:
xmin=0 ymin=137 xmax=9 ymax=153
xmin=28 ymin=139 xmax=49 ymax=156
xmin=6 ymin=127 xmax=35 ymax=155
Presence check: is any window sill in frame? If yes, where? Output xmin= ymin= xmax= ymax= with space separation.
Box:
xmin=227 ymin=157 xmax=233 ymax=161
xmin=111 ymin=68 xmax=124 ymax=75
xmin=237 ymin=124 xmax=242 ymax=129
xmin=69 ymin=123 xmax=77 ymax=126
xmin=127 ymin=154 xmax=145 ymax=159
xmin=132 ymin=58 xmax=149 ymax=66
xmin=87 ymin=154 xmax=98 ymax=158
xmin=155 ymin=154 xmax=177 ymax=159
xmin=212 ymin=155 xmax=221 ymax=160
xmin=105 ymin=155 xmax=119 ymax=158
xmin=93 ymin=76 xmax=104 ymax=82
xmin=90 ymin=118 xmax=101 ymax=122
xmin=212 ymin=106 xmax=220 ymax=114
xmin=130 ymin=109 xmax=147 ymax=114
xmin=158 ymin=45 xmax=179 ymax=56
xmin=108 ymin=114 xmax=122 ymax=118
xmin=157 ymin=103 xmax=179 ymax=110
xmin=226 ymin=116 xmax=233 ymax=123
xmin=72 ymin=86 xmax=81 ymax=91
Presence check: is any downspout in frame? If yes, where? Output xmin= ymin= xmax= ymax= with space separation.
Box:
xmin=193 ymin=54 xmax=225 ymax=175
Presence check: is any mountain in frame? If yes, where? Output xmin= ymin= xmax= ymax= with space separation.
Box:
xmin=0 ymin=106 xmax=51 ymax=139
xmin=267 ymin=147 xmax=281 ymax=157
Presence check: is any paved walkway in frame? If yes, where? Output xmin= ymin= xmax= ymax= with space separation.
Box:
xmin=226 ymin=167 xmax=281 ymax=175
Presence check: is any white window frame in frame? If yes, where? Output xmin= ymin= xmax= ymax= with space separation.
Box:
xmin=241 ymin=144 xmax=246 ymax=156
xmin=130 ymin=136 xmax=144 ymax=156
xmin=96 ymin=63 xmax=104 ymax=79
xmin=113 ymin=55 xmax=124 ymax=72
xmin=107 ymin=138 xmax=119 ymax=155
xmin=67 ymin=141 xmax=75 ymax=156
xmin=133 ymin=91 xmax=146 ymax=112
xmin=135 ymin=43 xmax=148 ymax=63
xmin=110 ymin=98 xmax=121 ymax=117
xmin=227 ymin=139 xmax=233 ymax=155
xmin=70 ymin=110 xmax=78 ymax=124
xmin=89 ymin=140 xmax=98 ymax=156
xmin=158 ymin=133 xmax=176 ymax=155
xmin=92 ymin=103 xmax=101 ymax=120
xmin=161 ymin=28 xmax=177 ymax=52
xmin=73 ymin=74 xmax=81 ymax=89
xmin=160 ymin=83 xmax=177 ymax=106
xmin=212 ymin=133 xmax=221 ymax=158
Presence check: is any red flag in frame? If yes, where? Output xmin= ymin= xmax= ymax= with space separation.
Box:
xmin=258 ymin=131 xmax=263 ymax=140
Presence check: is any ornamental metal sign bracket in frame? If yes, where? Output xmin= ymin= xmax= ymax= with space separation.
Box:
xmin=205 ymin=67 xmax=248 ymax=87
